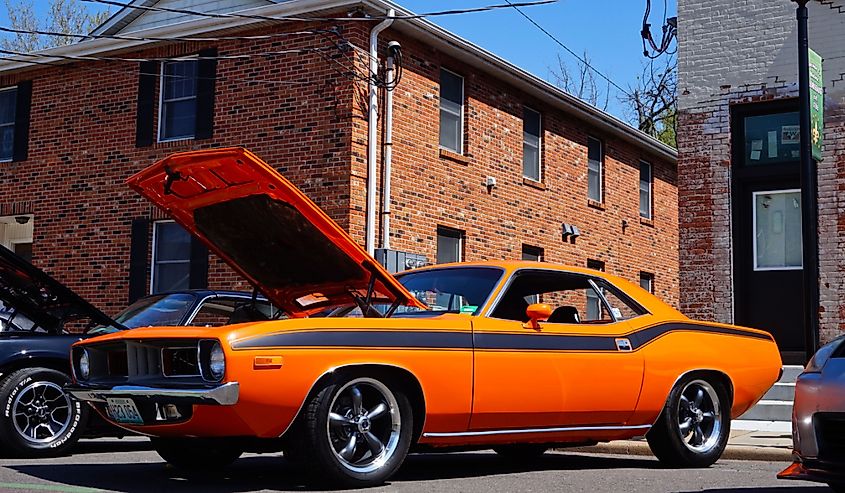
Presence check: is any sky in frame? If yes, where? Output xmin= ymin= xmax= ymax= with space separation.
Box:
xmin=0 ymin=0 xmax=678 ymax=122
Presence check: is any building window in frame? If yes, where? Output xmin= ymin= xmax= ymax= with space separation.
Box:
xmin=523 ymin=107 xmax=541 ymax=181
xmin=740 ymin=111 xmax=800 ymax=167
xmin=639 ymin=272 xmax=654 ymax=293
xmin=439 ymin=69 xmax=464 ymax=154
xmin=436 ymin=226 xmax=464 ymax=264
xmin=586 ymin=259 xmax=605 ymax=320
xmin=753 ymin=189 xmax=803 ymax=271
xmin=521 ymin=244 xmax=543 ymax=262
xmin=0 ymin=87 xmax=17 ymax=162
xmin=587 ymin=136 xmax=603 ymax=202
xmin=151 ymin=221 xmax=192 ymax=294
xmin=159 ymin=60 xmax=198 ymax=141
xmin=639 ymin=161 xmax=653 ymax=219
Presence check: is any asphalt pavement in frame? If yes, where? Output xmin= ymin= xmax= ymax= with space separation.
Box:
xmin=0 ymin=438 xmax=826 ymax=493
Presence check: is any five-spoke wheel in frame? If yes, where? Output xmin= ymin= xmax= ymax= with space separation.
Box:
xmin=647 ymin=374 xmax=731 ymax=468
xmin=0 ymin=368 xmax=87 ymax=457
xmin=299 ymin=374 xmax=413 ymax=487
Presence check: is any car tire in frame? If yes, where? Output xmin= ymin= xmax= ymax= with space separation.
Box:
xmin=646 ymin=375 xmax=731 ymax=468
xmin=493 ymin=444 xmax=548 ymax=459
xmin=151 ymin=438 xmax=243 ymax=471
xmin=0 ymin=368 xmax=88 ymax=458
xmin=300 ymin=374 xmax=413 ymax=488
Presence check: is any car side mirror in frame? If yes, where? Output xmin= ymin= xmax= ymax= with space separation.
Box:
xmin=523 ymin=303 xmax=552 ymax=331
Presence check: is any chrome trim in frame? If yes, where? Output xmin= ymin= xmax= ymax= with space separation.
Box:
xmin=68 ymin=381 xmax=239 ymax=406
xmin=423 ymin=424 xmax=651 ymax=438
xmin=588 ymin=278 xmax=618 ymax=323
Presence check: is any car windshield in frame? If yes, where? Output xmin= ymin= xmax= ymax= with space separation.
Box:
xmin=394 ymin=266 xmax=504 ymax=315
xmin=113 ymin=293 xmax=197 ymax=328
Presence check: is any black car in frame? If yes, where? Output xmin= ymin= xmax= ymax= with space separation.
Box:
xmin=0 ymin=246 xmax=275 ymax=457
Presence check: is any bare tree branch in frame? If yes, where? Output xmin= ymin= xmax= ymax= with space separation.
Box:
xmin=621 ymin=56 xmax=677 ymax=148
xmin=550 ymin=51 xmax=610 ymax=111
xmin=1 ymin=0 xmax=111 ymax=53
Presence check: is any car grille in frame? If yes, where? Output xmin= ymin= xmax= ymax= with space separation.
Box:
xmin=815 ymin=413 xmax=845 ymax=462
xmin=77 ymin=339 xmax=204 ymax=381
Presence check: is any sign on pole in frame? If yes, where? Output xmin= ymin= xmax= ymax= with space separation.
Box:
xmin=809 ymin=48 xmax=824 ymax=161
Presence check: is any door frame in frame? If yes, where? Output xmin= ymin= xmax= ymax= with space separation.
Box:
xmin=730 ymin=99 xmax=814 ymax=363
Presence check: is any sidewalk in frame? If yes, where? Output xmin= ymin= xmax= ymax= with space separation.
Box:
xmin=566 ymin=420 xmax=793 ymax=461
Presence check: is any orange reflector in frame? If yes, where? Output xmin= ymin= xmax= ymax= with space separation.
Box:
xmin=253 ymin=356 xmax=284 ymax=369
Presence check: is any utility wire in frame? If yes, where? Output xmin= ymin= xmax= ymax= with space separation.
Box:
xmin=84 ymin=0 xmax=557 ymax=23
xmin=0 ymin=45 xmax=341 ymax=64
xmin=502 ymin=0 xmax=633 ymax=99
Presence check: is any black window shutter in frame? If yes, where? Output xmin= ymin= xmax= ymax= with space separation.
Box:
xmin=195 ymin=48 xmax=217 ymax=140
xmin=12 ymin=80 xmax=32 ymax=162
xmin=136 ymin=61 xmax=158 ymax=147
xmin=128 ymin=218 xmax=150 ymax=303
xmin=189 ymin=237 xmax=209 ymax=290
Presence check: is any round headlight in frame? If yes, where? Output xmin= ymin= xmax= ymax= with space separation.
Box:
xmin=209 ymin=342 xmax=225 ymax=380
xmin=78 ymin=349 xmax=90 ymax=380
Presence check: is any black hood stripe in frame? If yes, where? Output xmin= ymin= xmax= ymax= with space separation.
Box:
xmin=232 ymin=322 xmax=772 ymax=352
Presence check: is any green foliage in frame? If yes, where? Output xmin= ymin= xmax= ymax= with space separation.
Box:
xmin=1 ymin=0 xmax=111 ymax=53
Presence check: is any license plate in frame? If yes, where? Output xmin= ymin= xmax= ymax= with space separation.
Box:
xmin=106 ymin=398 xmax=143 ymax=425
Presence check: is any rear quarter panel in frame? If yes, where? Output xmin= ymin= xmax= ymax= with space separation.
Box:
xmin=628 ymin=317 xmax=782 ymax=425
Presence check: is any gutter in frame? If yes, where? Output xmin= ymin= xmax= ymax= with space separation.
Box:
xmin=365 ymin=10 xmax=394 ymax=256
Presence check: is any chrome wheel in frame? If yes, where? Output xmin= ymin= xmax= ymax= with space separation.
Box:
xmin=12 ymin=381 xmax=72 ymax=444
xmin=326 ymin=377 xmax=401 ymax=474
xmin=677 ymin=379 xmax=722 ymax=454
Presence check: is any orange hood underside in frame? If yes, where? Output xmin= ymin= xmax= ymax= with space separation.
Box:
xmin=125 ymin=147 xmax=426 ymax=318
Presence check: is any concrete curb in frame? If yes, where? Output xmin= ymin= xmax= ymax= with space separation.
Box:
xmin=564 ymin=440 xmax=794 ymax=462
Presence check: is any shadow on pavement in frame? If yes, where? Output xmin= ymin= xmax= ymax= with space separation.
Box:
xmin=683 ymin=489 xmax=827 ymax=493
xmin=8 ymin=451 xmax=662 ymax=492
xmin=71 ymin=438 xmax=154 ymax=455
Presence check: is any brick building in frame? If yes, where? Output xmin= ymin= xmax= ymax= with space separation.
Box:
xmin=0 ymin=0 xmax=678 ymax=317
xmin=678 ymin=0 xmax=845 ymax=361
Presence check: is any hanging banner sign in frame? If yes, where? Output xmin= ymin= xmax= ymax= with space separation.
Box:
xmin=809 ymin=48 xmax=824 ymax=161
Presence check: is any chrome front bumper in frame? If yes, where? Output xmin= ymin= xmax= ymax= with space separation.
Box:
xmin=67 ymin=382 xmax=240 ymax=406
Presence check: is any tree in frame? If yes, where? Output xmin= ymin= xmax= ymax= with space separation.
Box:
xmin=550 ymin=51 xmax=610 ymax=111
xmin=622 ymin=56 xmax=678 ymax=148
xmin=1 ymin=0 xmax=111 ymax=53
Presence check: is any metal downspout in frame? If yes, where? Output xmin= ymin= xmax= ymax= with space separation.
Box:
xmin=365 ymin=10 xmax=395 ymax=256
xmin=382 ymin=44 xmax=398 ymax=250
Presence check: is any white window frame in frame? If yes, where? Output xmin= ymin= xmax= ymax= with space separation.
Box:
xmin=439 ymin=68 xmax=465 ymax=155
xmin=639 ymin=160 xmax=653 ymax=219
xmin=157 ymin=60 xmax=198 ymax=143
xmin=150 ymin=220 xmax=192 ymax=294
xmin=0 ymin=86 xmax=17 ymax=163
xmin=752 ymin=188 xmax=803 ymax=272
xmin=522 ymin=106 xmax=542 ymax=182
xmin=587 ymin=136 xmax=603 ymax=202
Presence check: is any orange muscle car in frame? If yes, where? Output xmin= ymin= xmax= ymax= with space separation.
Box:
xmin=68 ymin=148 xmax=782 ymax=487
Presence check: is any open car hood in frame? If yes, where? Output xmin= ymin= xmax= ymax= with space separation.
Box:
xmin=0 ymin=245 xmax=122 ymax=333
xmin=126 ymin=148 xmax=426 ymax=318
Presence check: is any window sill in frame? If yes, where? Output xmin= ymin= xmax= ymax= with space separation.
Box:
xmin=522 ymin=177 xmax=546 ymax=190
xmin=640 ymin=217 xmax=655 ymax=227
xmin=587 ymin=199 xmax=605 ymax=211
xmin=439 ymin=148 xmax=470 ymax=165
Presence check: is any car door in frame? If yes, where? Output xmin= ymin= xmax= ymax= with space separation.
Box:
xmin=470 ymin=269 xmax=645 ymax=430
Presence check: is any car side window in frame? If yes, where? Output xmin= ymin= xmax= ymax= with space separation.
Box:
xmin=490 ymin=270 xmax=646 ymax=324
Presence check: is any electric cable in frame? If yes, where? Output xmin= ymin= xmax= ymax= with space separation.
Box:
xmin=641 ymin=0 xmax=677 ymax=59
xmin=502 ymin=0 xmax=633 ymax=98
xmin=0 ymin=25 xmax=344 ymax=44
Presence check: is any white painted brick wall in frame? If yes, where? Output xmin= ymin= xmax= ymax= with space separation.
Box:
xmin=679 ymin=0 xmax=845 ymax=109
xmin=678 ymin=0 xmax=845 ymax=343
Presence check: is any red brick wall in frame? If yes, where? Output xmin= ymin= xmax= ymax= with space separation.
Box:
xmin=351 ymin=31 xmax=679 ymax=303
xmin=0 ymin=21 xmax=679 ymax=315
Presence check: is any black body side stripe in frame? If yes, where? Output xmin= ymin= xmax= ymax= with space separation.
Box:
xmin=231 ymin=323 xmax=772 ymax=351
xmin=232 ymin=330 xmax=473 ymax=350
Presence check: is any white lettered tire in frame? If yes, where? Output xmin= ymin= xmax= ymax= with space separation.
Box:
xmin=0 ymin=368 xmax=87 ymax=457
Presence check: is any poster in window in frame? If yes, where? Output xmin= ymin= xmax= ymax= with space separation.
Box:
xmin=781 ymin=125 xmax=800 ymax=144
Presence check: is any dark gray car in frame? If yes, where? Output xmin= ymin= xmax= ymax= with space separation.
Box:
xmin=778 ymin=336 xmax=845 ymax=492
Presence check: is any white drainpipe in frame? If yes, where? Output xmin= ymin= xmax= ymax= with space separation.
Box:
xmin=382 ymin=42 xmax=399 ymax=251
xmin=365 ymin=10 xmax=395 ymax=256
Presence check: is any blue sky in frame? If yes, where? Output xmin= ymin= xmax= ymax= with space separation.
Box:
xmin=0 ymin=0 xmax=677 ymax=121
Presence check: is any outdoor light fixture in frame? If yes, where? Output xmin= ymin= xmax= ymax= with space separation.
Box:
xmin=562 ymin=223 xmax=581 ymax=240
